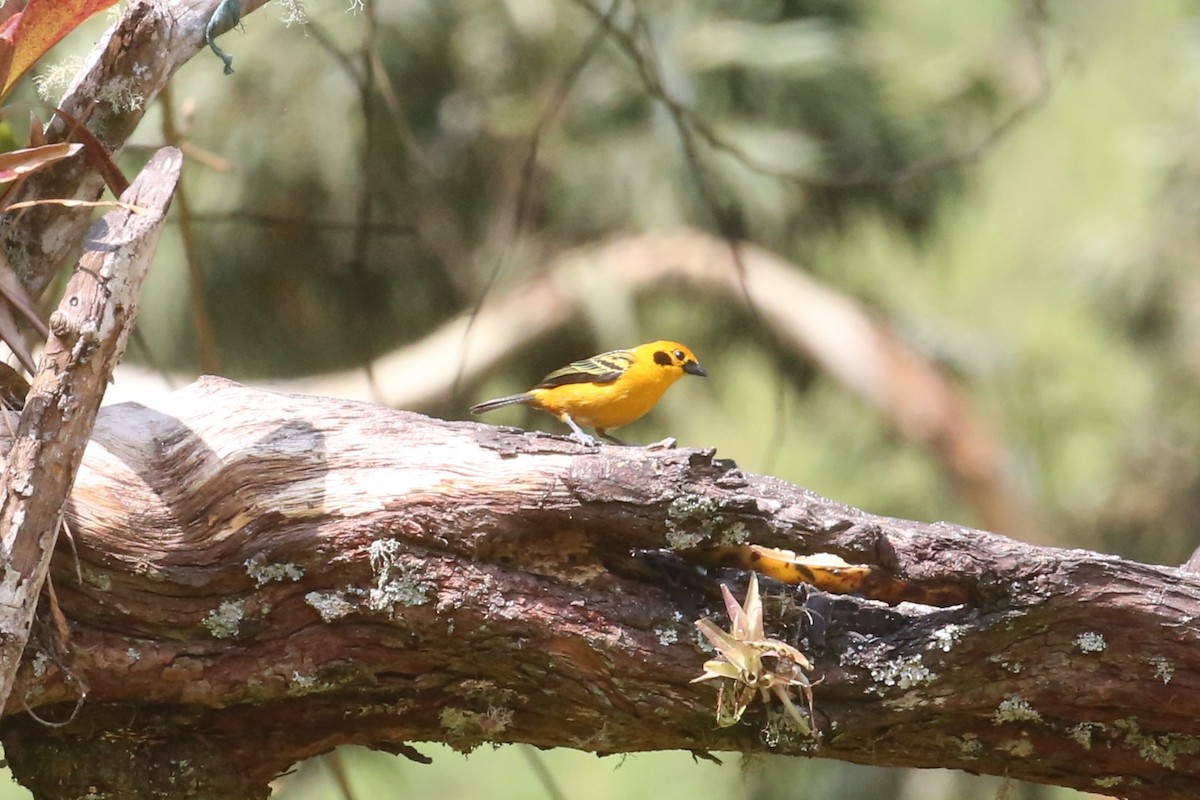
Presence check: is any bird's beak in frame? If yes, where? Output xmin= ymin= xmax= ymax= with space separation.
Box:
xmin=684 ymin=361 xmax=708 ymax=377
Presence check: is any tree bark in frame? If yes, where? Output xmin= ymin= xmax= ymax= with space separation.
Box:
xmin=0 ymin=379 xmax=1194 ymax=799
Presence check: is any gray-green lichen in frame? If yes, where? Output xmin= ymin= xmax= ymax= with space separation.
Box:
xmin=993 ymin=696 xmax=1041 ymax=724
xmin=869 ymin=654 xmax=937 ymax=690
xmin=203 ymin=599 xmax=246 ymax=639
xmin=1071 ymin=721 xmax=1106 ymax=750
xmin=305 ymin=590 xmax=361 ymax=622
xmin=368 ymin=539 xmax=433 ymax=610
xmin=1000 ymin=738 xmax=1034 ymax=757
xmin=927 ymin=624 xmax=963 ymax=653
xmin=655 ymin=610 xmax=685 ymax=645
xmin=287 ymin=670 xmax=345 ymax=698
xmin=761 ymin=710 xmax=821 ymax=752
xmin=665 ymin=494 xmax=750 ymax=549
xmin=955 ymin=734 xmax=983 ymax=759
xmin=439 ymin=706 xmax=514 ymax=745
xmin=1094 ymin=777 xmax=1123 ymax=788
xmin=1151 ymin=656 xmax=1174 ymax=685
xmin=245 ymin=556 xmax=305 ymax=587
xmin=29 ymin=651 xmax=50 ymax=678
xmin=1075 ymin=631 xmax=1106 ymax=653
xmin=83 ymin=570 xmax=113 ymax=592
xmin=1114 ymin=718 xmax=1200 ymax=768
xmin=96 ymin=77 xmax=146 ymax=112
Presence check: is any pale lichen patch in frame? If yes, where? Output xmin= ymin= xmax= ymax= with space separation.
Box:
xmin=245 ymin=555 xmax=305 ymax=587
xmin=1000 ymin=738 xmax=1034 ymax=757
xmin=305 ymin=590 xmax=360 ymax=622
xmin=29 ymin=651 xmax=50 ymax=679
xmin=1070 ymin=722 xmax=1106 ymax=750
xmin=993 ymin=696 xmax=1041 ymax=724
xmin=1114 ymin=718 xmax=1200 ymax=769
xmin=955 ymin=734 xmax=982 ymax=759
xmin=439 ymin=706 xmax=514 ymax=750
xmin=367 ymin=539 xmax=433 ymax=610
xmin=927 ymin=624 xmax=963 ymax=653
xmin=1075 ymin=632 xmax=1106 ymax=653
xmin=869 ymin=654 xmax=937 ymax=690
xmin=1151 ymin=656 xmax=1174 ymax=685
xmin=203 ymin=599 xmax=246 ymax=639
xmin=665 ymin=494 xmax=749 ymax=548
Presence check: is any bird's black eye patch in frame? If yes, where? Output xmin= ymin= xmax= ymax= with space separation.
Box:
xmin=653 ymin=350 xmax=672 ymax=367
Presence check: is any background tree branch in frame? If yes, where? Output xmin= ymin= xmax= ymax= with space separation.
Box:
xmin=2 ymin=379 xmax=1195 ymax=799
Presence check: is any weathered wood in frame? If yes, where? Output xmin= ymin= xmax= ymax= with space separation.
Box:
xmin=0 ymin=148 xmax=181 ymax=718
xmin=0 ymin=378 xmax=1194 ymax=799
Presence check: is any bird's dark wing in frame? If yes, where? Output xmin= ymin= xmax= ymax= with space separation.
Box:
xmin=535 ymin=349 xmax=633 ymax=389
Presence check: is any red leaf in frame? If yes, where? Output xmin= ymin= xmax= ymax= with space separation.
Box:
xmin=2 ymin=0 xmax=120 ymax=97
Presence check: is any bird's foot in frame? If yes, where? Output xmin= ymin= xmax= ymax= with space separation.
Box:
xmin=571 ymin=431 xmax=599 ymax=447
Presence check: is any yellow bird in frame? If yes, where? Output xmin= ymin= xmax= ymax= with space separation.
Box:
xmin=470 ymin=340 xmax=707 ymax=445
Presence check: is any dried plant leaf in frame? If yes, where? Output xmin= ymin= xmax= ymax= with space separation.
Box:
xmin=0 ymin=141 xmax=81 ymax=183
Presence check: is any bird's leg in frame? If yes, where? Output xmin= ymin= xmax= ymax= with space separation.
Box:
xmin=597 ymin=429 xmax=628 ymax=446
xmin=560 ymin=414 xmax=598 ymax=446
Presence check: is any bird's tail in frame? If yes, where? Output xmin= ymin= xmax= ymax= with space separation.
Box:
xmin=470 ymin=393 xmax=534 ymax=415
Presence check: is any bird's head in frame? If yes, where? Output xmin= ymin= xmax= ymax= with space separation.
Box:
xmin=639 ymin=341 xmax=708 ymax=378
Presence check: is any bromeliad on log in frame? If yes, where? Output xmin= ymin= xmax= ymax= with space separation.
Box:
xmin=692 ymin=572 xmax=816 ymax=734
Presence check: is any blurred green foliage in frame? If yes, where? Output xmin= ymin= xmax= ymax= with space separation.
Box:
xmin=10 ymin=0 xmax=1200 ymax=798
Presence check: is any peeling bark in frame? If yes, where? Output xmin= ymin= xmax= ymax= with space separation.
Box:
xmin=0 ymin=379 xmax=1194 ymax=799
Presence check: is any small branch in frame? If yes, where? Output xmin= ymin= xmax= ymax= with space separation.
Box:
xmin=159 ymin=83 xmax=220 ymax=374
xmin=0 ymin=147 xmax=181 ymax=714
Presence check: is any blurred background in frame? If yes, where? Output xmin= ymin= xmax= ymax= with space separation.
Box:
xmin=4 ymin=0 xmax=1200 ymax=797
